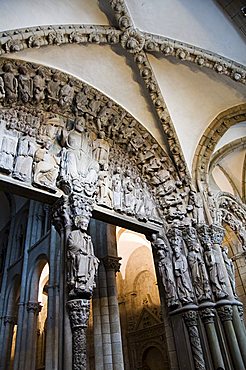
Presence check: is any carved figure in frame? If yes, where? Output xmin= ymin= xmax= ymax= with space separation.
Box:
xmin=204 ymin=243 xmax=228 ymax=299
xmin=33 ymin=69 xmax=46 ymax=103
xmin=59 ymin=80 xmax=74 ymax=109
xmin=122 ymin=169 xmax=135 ymax=215
xmin=3 ymin=63 xmax=18 ymax=102
xmin=33 ymin=142 xmax=60 ymax=191
xmin=18 ymin=65 xmax=33 ymax=103
xmin=189 ymin=188 xmax=205 ymax=224
xmin=134 ymin=177 xmax=146 ymax=220
xmin=93 ymin=131 xmax=110 ymax=166
xmin=47 ymin=73 xmax=60 ymax=100
xmin=0 ymin=135 xmax=18 ymax=173
xmin=75 ymin=86 xmax=90 ymax=115
xmin=13 ymin=136 xmax=36 ymax=182
xmin=97 ymin=164 xmax=112 ymax=208
xmin=112 ymin=167 xmax=122 ymax=211
xmin=187 ymin=241 xmax=211 ymax=301
xmin=152 ymin=235 xmax=179 ymax=307
xmin=222 ymin=246 xmax=237 ymax=297
xmin=97 ymin=101 xmax=114 ymax=131
xmin=0 ymin=76 xmax=5 ymax=99
xmin=60 ymin=119 xmax=98 ymax=195
xmin=66 ymin=217 xmax=99 ymax=297
xmin=170 ymin=234 xmax=194 ymax=304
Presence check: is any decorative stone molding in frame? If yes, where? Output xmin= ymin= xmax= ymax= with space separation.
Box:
xmin=3 ymin=315 xmax=17 ymax=325
xmin=0 ymin=25 xmax=121 ymax=55
xmin=183 ymin=311 xmax=206 ymax=370
xmin=102 ymin=255 xmax=121 ymax=272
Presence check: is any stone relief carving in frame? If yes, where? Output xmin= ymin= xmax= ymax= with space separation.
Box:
xmin=152 ymin=234 xmax=179 ymax=308
xmin=0 ymin=59 xmax=193 ymax=226
xmin=13 ymin=136 xmax=36 ymax=183
xmin=167 ymin=228 xmax=194 ymax=304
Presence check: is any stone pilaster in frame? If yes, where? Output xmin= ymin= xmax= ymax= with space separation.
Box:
xmin=183 ymin=310 xmax=206 ymax=370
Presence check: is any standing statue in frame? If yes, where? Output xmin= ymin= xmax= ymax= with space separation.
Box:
xmin=33 ymin=69 xmax=46 ymax=103
xmin=122 ymin=169 xmax=135 ymax=215
xmin=112 ymin=167 xmax=122 ymax=211
xmin=2 ymin=63 xmax=18 ymax=102
xmin=13 ymin=136 xmax=36 ymax=182
xmin=204 ymin=243 xmax=228 ymax=299
xmin=187 ymin=240 xmax=211 ymax=301
xmin=59 ymin=80 xmax=74 ymax=109
xmin=189 ymin=187 xmax=205 ymax=224
xmin=47 ymin=72 xmax=60 ymax=100
xmin=97 ymin=164 xmax=112 ymax=208
xmin=92 ymin=131 xmax=110 ymax=166
xmin=66 ymin=217 xmax=99 ymax=297
xmin=152 ymin=235 xmax=179 ymax=308
xmin=33 ymin=142 xmax=60 ymax=192
xmin=169 ymin=232 xmax=194 ymax=304
xmin=222 ymin=246 xmax=237 ymax=297
xmin=18 ymin=65 xmax=33 ymax=103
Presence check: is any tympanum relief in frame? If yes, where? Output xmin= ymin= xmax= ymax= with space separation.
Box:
xmin=0 ymin=59 xmax=202 ymax=228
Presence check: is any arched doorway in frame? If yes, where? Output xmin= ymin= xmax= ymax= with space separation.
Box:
xmin=142 ymin=346 xmax=167 ymax=370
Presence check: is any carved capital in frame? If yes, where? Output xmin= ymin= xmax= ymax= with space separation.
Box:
xmin=210 ymin=224 xmax=225 ymax=245
xmin=26 ymin=301 xmax=42 ymax=314
xmin=183 ymin=310 xmax=198 ymax=327
xmin=67 ymin=299 xmax=90 ymax=330
xmin=237 ymin=306 xmax=245 ymax=322
xmin=217 ymin=305 xmax=233 ymax=322
xmin=200 ymin=308 xmax=215 ymax=324
xmin=4 ymin=315 xmax=17 ymax=325
xmin=102 ymin=256 xmax=122 ymax=272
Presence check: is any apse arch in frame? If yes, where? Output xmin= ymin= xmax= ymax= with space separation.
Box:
xmin=192 ymin=103 xmax=246 ymax=192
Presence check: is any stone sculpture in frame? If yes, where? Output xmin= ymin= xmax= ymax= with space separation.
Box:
xmin=0 ymin=134 xmax=18 ymax=174
xmin=33 ymin=142 xmax=60 ymax=192
xmin=222 ymin=246 xmax=237 ymax=297
xmin=2 ymin=63 xmax=18 ymax=102
xmin=92 ymin=131 xmax=110 ymax=166
xmin=152 ymin=235 xmax=179 ymax=308
xmin=0 ymin=76 xmax=5 ymax=99
xmin=33 ymin=69 xmax=46 ymax=103
xmin=59 ymin=80 xmax=74 ymax=109
xmin=66 ymin=216 xmax=99 ymax=298
xmin=168 ymin=229 xmax=194 ymax=304
xmin=59 ymin=119 xmax=99 ymax=195
xmin=13 ymin=136 xmax=36 ymax=182
xmin=112 ymin=167 xmax=122 ymax=211
xmin=203 ymin=242 xmax=228 ymax=299
xmin=18 ymin=65 xmax=33 ymax=103
xmin=122 ymin=169 xmax=135 ymax=215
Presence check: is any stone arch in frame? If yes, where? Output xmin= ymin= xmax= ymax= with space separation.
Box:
xmin=27 ymin=255 xmax=49 ymax=302
xmin=141 ymin=343 xmax=168 ymax=370
xmin=0 ymin=57 xmax=192 ymax=227
xmin=192 ymin=103 xmax=246 ymax=191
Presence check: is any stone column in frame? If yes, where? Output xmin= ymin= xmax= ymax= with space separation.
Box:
xmin=52 ymin=194 xmax=99 ymax=370
xmin=24 ymin=302 xmax=42 ymax=370
xmin=0 ymin=316 xmax=16 ymax=370
xmin=232 ymin=304 xmax=246 ymax=366
xmin=182 ymin=311 xmax=206 ymax=370
xmin=103 ymin=256 xmax=124 ymax=370
xmin=200 ymin=307 xmax=225 ymax=369
xmin=217 ymin=304 xmax=245 ymax=370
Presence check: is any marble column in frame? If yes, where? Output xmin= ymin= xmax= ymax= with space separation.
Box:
xmin=217 ymin=304 xmax=245 ymax=370
xmin=103 ymin=256 xmax=124 ymax=370
xmin=200 ymin=307 xmax=225 ymax=369
xmin=0 ymin=315 xmax=16 ymax=370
